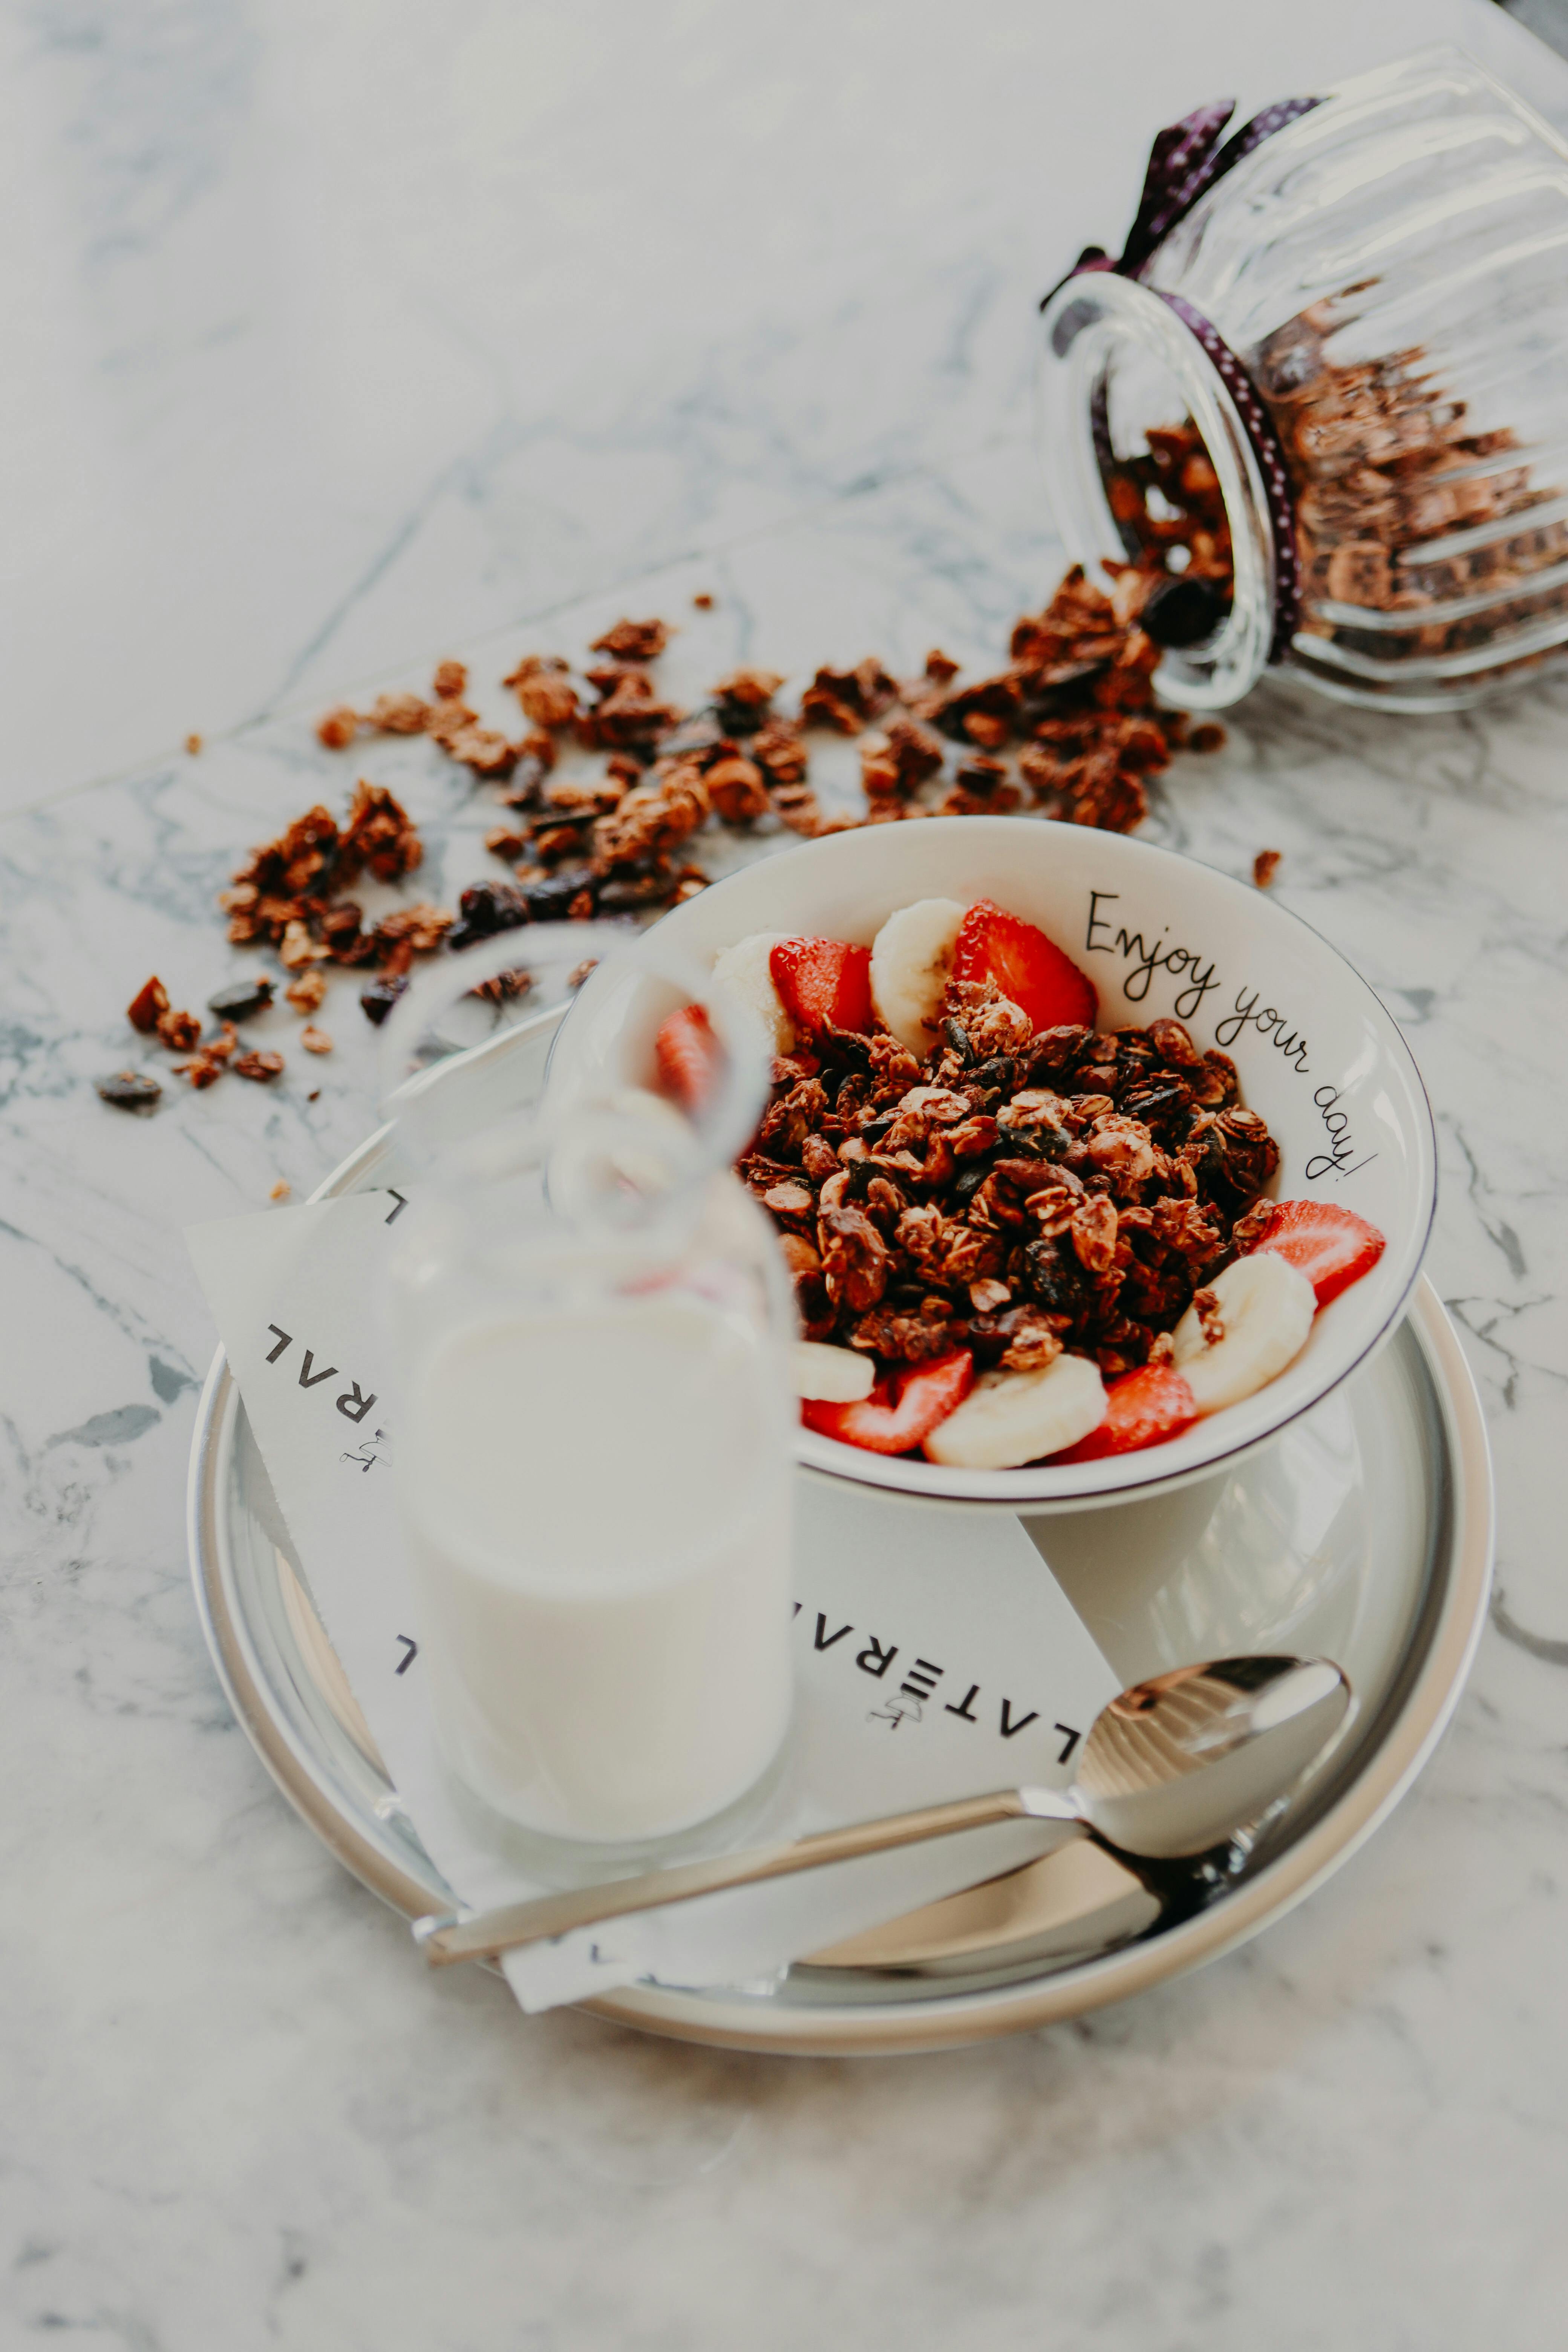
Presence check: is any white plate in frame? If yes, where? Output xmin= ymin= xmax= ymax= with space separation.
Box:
xmin=563 ymin=817 xmax=1438 ymax=1509
xmin=187 ymin=1019 xmax=1490 ymax=2056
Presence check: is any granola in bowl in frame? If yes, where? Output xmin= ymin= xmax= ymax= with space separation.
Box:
xmin=657 ymin=891 xmax=1385 ymax=1476
xmin=562 ymin=813 xmax=1434 ymax=1507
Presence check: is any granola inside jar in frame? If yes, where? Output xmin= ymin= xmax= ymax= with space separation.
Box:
xmin=1039 ymin=46 xmax=1568 ymax=712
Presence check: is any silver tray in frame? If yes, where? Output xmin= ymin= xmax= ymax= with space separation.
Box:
xmin=188 ymin=1027 xmax=1494 ymax=2056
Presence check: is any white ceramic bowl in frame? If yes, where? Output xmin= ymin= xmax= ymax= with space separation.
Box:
xmin=564 ymin=817 xmax=1436 ymax=1509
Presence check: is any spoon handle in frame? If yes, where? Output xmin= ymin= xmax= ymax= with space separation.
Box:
xmin=414 ymin=1785 xmax=1080 ymax=1967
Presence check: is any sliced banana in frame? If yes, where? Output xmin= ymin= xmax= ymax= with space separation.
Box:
xmin=1171 ymin=1251 xmax=1315 ymax=1415
xmin=709 ymin=932 xmax=798 ymax=1053
xmin=869 ymin=898 xmax=969 ymax=1055
xmin=923 ymin=1351 xmax=1105 ymax=1470
xmin=793 ymin=1342 xmax=876 ymax=1403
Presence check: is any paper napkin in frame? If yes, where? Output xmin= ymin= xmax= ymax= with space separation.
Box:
xmin=188 ymin=1197 xmax=1119 ymax=2011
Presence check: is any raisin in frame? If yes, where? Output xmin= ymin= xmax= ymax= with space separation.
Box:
xmin=446 ymin=879 xmax=531 ymax=950
xmin=360 ymin=973 xmax=410 ymax=1026
xmin=522 ymin=866 xmax=600 ymax=921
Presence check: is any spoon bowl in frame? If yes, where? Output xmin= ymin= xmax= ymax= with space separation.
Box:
xmin=415 ymin=1652 xmax=1352 ymax=1969
xmin=1072 ymin=1656 xmax=1354 ymax=1859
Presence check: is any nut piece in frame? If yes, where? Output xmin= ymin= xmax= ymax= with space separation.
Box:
xmin=299 ymin=1025 xmax=334 ymax=1055
xmin=234 ymin=1050 xmax=285 ymax=1082
xmin=367 ymin=691 xmax=431 ymax=735
xmin=285 ymin=969 xmax=327 ymax=1014
xmin=316 ymin=706 xmax=360 ymax=749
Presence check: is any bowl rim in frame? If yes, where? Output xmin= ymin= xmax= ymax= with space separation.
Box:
xmin=583 ymin=815 xmax=1438 ymax=1510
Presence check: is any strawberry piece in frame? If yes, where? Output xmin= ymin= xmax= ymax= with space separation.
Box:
xmin=1054 ymin=1363 xmax=1198 ymax=1463
xmin=1251 ymin=1199 xmax=1386 ymax=1308
xmin=948 ymin=899 xmax=1098 ymax=1032
xmin=654 ymin=1003 xmax=721 ymax=1111
xmin=769 ymin=937 xmax=874 ymax=1037
xmin=802 ymin=1351 xmax=974 ymax=1456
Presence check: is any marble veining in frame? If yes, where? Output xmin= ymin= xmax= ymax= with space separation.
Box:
xmin=2 ymin=2 xmax=1567 ymax=2347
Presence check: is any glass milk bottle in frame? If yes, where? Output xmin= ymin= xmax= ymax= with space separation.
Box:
xmin=380 ymin=923 xmax=796 ymax=1851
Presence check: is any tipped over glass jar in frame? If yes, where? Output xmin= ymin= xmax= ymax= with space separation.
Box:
xmin=1038 ymin=46 xmax=1568 ymax=713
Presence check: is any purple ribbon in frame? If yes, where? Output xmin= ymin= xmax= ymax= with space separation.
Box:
xmin=1045 ymin=95 xmax=1320 ymax=663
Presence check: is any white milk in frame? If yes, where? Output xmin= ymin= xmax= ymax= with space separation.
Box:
xmin=400 ymin=1294 xmax=794 ymax=1843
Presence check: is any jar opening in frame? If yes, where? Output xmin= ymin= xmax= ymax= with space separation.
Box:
xmin=1038 ymin=275 xmax=1277 ymax=712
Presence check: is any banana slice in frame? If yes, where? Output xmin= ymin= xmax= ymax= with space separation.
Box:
xmin=923 ymin=1352 xmax=1105 ymax=1470
xmin=793 ymin=1342 xmax=876 ymax=1403
xmin=1171 ymin=1251 xmax=1315 ymax=1414
xmin=869 ymin=898 xmax=969 ymax=1055
xmin=709 ymin=932 xmax=798 ymax=1053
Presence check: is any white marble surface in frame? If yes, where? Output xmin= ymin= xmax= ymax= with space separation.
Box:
xmin=3 ymin=3 xmax=1568 ymax=2345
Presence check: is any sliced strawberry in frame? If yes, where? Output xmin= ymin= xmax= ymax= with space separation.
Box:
xmin=1054 ymin=1362 xmax=1198 ymax=1463
xmin=1250 ymin=1199 xmax=1386 ymax=1308
xmin=947 ymin=899 xmax=1098 ymax=1032
xmin=654 ymin=1003 xmax=721 ymax=1111
xmin=802 ymin=1351 xmax=974 ymax=1456
xmin=769 ymin=937 xmax=874 ymax=1037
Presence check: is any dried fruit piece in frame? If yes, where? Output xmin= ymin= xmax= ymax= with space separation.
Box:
xmin=127 ymin=977 xmax=169 ymax=1034
xmin=96 ymin=1069 xmax=162 ymax=1111
xmin=769 ymin=938 xmax=874 ymax=1038
xmin=207 ymin=976 xmax=275 ymax=1022
xmin=922 ymin=1352 xmax=1106 ymax=1470
xmin=802 ymin=1351 xmax=974 ymax=1456
xmin=1245 ymin=1199 xmax=1386 ymax=1308
xmin=654 ymin=1004 xmax=721 ymax=1112
xmin=948 ymin=900 xmax=1098 ymax=1032
xmin=360 ymin=973 xmax=410 ymax=1026
xmin=1253 ymin=848 xmax=1282 ymax=888
xmin=1171 ymin=1252 xmax=1315 ymax=1413
xmin=1054 ymin=1363 xmax=1199 ymax=1462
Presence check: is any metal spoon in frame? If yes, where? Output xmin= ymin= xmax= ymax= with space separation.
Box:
xmin=412 ymin=1654 xmax=1351 ymax=1968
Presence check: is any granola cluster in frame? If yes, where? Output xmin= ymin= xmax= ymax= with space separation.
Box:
xmin=221 ymin=779 xmax=447 ymax=977
xmin=738 ymin=983 xmax=1279 ymax=1382
xmin=1253 ymin=303 xmax=1568 ymax=675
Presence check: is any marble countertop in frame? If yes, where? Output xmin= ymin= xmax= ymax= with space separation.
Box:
xmin=3 ymin=3 xmax=1566 ymax=2344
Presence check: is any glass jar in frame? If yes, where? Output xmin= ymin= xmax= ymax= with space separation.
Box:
xmin=378 ymin=923 xmax=798 ymax=1853
xmin=1038 ymin=46 xmax=1568 ymax=712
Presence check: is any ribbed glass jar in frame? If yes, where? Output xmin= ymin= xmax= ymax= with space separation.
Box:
xmin=1039 ymin=46 xmax=1568 ymax=713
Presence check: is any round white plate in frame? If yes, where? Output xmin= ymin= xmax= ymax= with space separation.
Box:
xmin=187 ymin=1022 xmax=1491 ymax=2056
